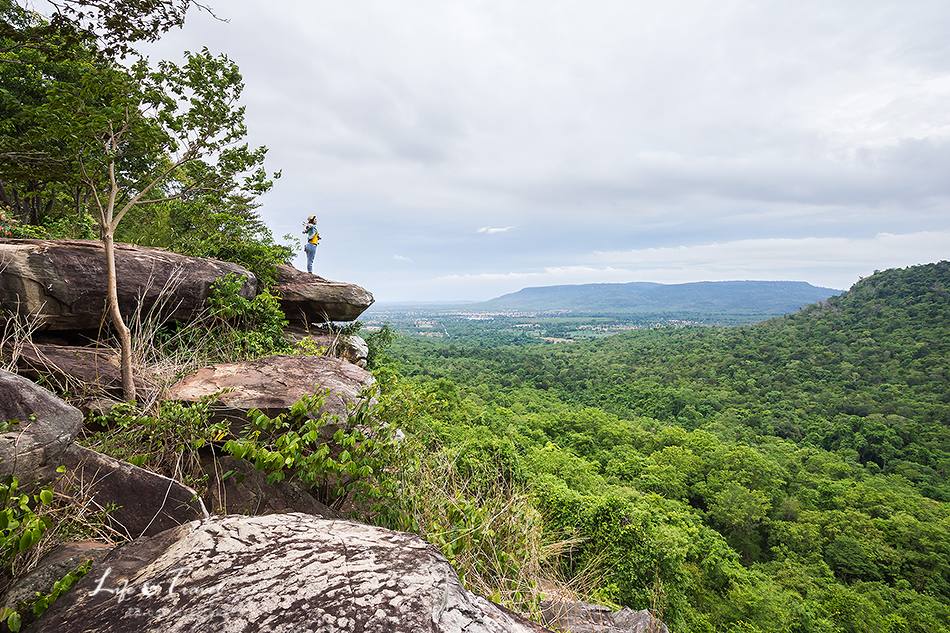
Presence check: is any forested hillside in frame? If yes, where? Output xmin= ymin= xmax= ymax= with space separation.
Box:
xmin=381 ymin=261 xmax=950 ymax=631
xmin=473 ymin=280 xmax=840 ymax=315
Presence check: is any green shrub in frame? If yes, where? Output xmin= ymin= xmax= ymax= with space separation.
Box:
xmin=147 ymin=273 xmax=291 ymax=368
xmin=223 ymin=390 xmax=396 ymax=509
xmin=84 ymin=399 xmax=227 ymax=489
xmin=206 ymin=274 xmax=290 ymax=359
xmin=365 ymin=324 xmax=397 ymax=369
xmin=0 ymin=476 xmax=55 ymax=633
xmin=0 ymin=212 xmax=99 ymax=240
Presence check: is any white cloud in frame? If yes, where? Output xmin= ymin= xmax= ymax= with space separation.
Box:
xmin=591 ymin=231 xmax=950 ymax=286
xmin=141 ymin=2 xmax=950 ymax=301
xmin=392 ymin=254 xmax=414 ymax=262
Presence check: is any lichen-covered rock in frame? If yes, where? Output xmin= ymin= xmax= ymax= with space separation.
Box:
xmin=540 ymin=599 xmax=669 ymax=633
xmin=165 ymin=355 xmax=375 ymax=424
xmin=0 ymin=239 xmax=255 ymax=331
xmin=1 ymin=541 xmax=111 ymax=614
xmin=0 ymin=370 xmax=82 ymax=482
xmin=276 ymin=264 xmax=374 ymax=323
xmin=34 ymin=513 xmax=550 ymax=633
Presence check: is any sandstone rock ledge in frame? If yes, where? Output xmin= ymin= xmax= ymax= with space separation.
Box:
xmin=34 ymin=513 xmax=550 ymax=633
xmin=0 ymin=369 xmax=83 ymax=482
xmin=276 ymin=264 xmax=374 ymax=324
xmin=0 ymin=239 xmax=256 ymax=331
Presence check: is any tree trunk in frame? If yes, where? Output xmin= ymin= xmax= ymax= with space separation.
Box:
xmin=103 ymin=230 xmax=136 ymax=401
xmin=27 ymin=181 xmax=38 ymax=225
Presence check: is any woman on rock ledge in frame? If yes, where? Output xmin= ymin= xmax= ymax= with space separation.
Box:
xmin=303 ymin=215 xmax=320 ymax=274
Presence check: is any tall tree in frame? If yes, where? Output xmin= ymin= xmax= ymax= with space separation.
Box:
xmin=51 ymin=49 xmax=272 ymax=399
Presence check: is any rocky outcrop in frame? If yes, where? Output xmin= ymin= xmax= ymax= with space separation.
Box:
xmin=276 ymin=264 xmax=374 ymax=323
xmin=284 ymin=325 xmax=369 ymax=367
xmin=60 ymin=444 xmax=207 ymax=539
xmin=35 ymin=513 xmax=550 ymax=633
xmin=1 ymin=371 xmax=204 ymax=538
xmin=0 ymin=369 xmax=83 ymax=482
xmin=541 ymin=600 xmax=668 ymax=633
xmin=166 ymin=355 xmax=375 ymax=424
xmin=0 ymin=239 xmax=255 ymax=331
xmin=5 ymin=342 xmax=154 ymax=397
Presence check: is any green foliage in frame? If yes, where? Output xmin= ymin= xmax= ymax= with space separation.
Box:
xmin=26 ymin=559 xmax=91 ymax=620
xmin=83 ymin=399 xmax=227 ymax=489
xmin=0 ymin=0 xmax=106 ymax=227
xmin=0 ymin=477 xmax=54 ymax=633
xmin=223 ymin=390 xmax=396 ymax=509
xmin=0 ymin=2 xmax=283 ymax=286
xmin=135 ymin=273 xmax=290 ymax=372
xmin=0 ymin=478 xmax=51 ymax=569
xmin=205 ymin=274 xmax=290 ymax=358
xmin=361 ymin=370 xmax=547 ymax=617
xmin=0 ymin=210 xmax=99 ymax=240
xmin=365 ymin=324 xmax=397 ymax=369
xmin=116 ymin=199 xmax=292 ymax=288
xmin=380 ymin=262 xmax=950 ymax=632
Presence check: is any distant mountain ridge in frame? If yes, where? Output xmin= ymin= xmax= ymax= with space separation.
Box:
xmin=472 ymin=280 xmax=842 ymax=314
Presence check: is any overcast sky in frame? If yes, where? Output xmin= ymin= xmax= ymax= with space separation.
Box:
xmin=143 ymin=0 xmax=950 ymax=301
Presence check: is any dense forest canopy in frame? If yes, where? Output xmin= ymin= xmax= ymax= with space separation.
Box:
xmin=383 ymin=261 xmax=950 ymax=631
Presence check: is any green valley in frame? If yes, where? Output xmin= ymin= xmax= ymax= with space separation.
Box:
xmin=372 ymin=261 xmax=950 ymax=632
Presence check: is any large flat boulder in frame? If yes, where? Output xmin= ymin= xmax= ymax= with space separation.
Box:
xmin=0 ymin=239 xmax=256 ymax=331
xmin=165 ymin=355 xmax=375 ymax=424
xmin=34 ymin=513 xmax=550 ymax=633
xmin=0 ymin=370 xmax=82 ymax=482
xmin=276 ymin=264 xmax=374 ymax=323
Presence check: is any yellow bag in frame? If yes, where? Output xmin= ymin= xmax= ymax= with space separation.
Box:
xmin=308 ymin=229 xmax=320 ymax=245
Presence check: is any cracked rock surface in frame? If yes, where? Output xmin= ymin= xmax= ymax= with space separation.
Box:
xmin=541 ymin=599 xmax=669 ymax=633
xmin=34 ymin=513 xmax=550 ymax=633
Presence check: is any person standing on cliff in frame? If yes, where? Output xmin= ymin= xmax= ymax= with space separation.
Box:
xmin=303 ymin=215 xmax=320 ymax=274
